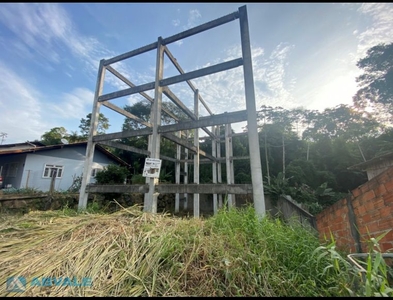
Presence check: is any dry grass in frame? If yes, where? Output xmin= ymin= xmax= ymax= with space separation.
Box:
xmin=0 ymin=202 xmax=343 ymax=297
xmin=0 ymin=203 xmax=211 ymax=297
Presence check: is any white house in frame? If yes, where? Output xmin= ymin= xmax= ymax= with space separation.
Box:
xmin=348 ymin=151 xmax=393 ymax=181
xmin=0 ymin=141 xmax=129 ymax=192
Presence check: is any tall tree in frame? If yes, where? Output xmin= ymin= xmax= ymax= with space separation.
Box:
xmin=353 ymin=42 xmax=393 ymax=115
xmin=302 ymin=104 xmax=380 ymax=142
xmin=119 ymin=100 xmax=187 ymax=176
xmin=79 ymin=113 xmax=110 ymax=138
xmin=41 ymin=127 xmax=68 ymax=145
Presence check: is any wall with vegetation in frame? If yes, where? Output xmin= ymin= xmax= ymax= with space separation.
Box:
xmin=315 ymin=166 xmax=393 ymax=253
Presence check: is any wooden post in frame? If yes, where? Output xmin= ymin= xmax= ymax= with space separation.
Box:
xmin=46 ymin=168 xmax=57 ymax=210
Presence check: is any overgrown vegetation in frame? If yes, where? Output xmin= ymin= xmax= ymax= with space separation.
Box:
xmin=0 ymin=204 xmax=391 ymax=296
xmin=95 ymin=165 xmax=130 ymax=185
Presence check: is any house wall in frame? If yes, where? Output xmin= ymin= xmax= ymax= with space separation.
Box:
xmin=0 ymin=153 xmax=27 ymax=188
xmin=1 ymin=145 xmax=120 ymax=192
xmin=366 ymin=158 xmax=393 ymax=180
xmin=315 ymin=166 xmax=393 ymax=253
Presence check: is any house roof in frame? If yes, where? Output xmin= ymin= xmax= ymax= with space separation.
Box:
xmin=0 ymin=141 xmax=130 ymax=167
xmin=347 ymin=151 xmax=393 ymax=171
xmin=0 ymin=141 xmax=46 ymax=152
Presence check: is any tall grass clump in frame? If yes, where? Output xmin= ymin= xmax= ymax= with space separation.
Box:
xmin=199 ymin=205 xmax=340 ymax=296
xmin=314 ymin=231 xmax=393 ymax=297
xmin=0 ymin=202 xmax=390 ymax=296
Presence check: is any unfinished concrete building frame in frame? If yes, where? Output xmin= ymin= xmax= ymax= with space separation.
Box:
xmin=78 ymin=5 xmax=266 ymax=217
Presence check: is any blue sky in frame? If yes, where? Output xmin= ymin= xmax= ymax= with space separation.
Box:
xmin=1 ymin=3 xmax=392 ymax=144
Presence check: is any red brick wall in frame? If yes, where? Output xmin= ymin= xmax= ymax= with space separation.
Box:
xmin=316 ymin=166 xmax=393 ymax=253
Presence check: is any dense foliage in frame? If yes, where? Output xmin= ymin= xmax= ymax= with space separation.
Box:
xmin=94 ymin=164 xmax=130 ymax=185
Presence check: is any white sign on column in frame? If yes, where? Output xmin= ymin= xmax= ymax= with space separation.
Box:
xmin=142 ymin=158 xmax=162 ymax=178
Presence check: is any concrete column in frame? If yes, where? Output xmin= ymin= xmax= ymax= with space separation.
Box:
xmin=193 ymin=90 xmax=200 ymax=218
xmin=239 ymin=6 xmax=266 ymax=216
xmin=216 ymin=126 xmax=223 ymax=209
xmin=144 ymin=37 xmax=164 ymax=214
xmin=225 ymin=123 xmax=234 ymax=207
xmin=212 ymin=125 xmax=218 ymax=214
xmin=175 ymin=131 xmax=181 ymax=213
xmin=183 ymin=130 xmax=189 ymax=210
xmin=144 ymin=136 xmax=152 ymax=210
xmin=229 ymin=126 xmax=236 ymax=206
xmin=78 ymin=59 xmax=105 ymax=210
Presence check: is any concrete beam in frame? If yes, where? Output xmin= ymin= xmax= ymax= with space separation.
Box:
xmin=162 ymin=11 xmax=239 ymax=45
xmin=99 ymin=140 xmax=150 ymax=156
xmin=87 ymin=184 xmax=149 ymax=193
xmin=102 ymin=101 xmax=152 ymax=128
xmin=100 ymin=140 xmax=176 ymax=162
xmin=163 ymin=46 xmax=213 ymax=115
xmin=159 ymin=58 xmax=243 ymax=87
xmin=87 ymin=183 xmax=253 ymax=195
xmin=93 ymin=127 xmax=153 ymax=142
xmin=159 ymin=110 xmax=248 ymax=133
xmin=162 ymin=87 xmax=196 ymax=119
xmin=103 ymin=42 xmax=157 ymax=66
xmin=98 ymin=82 xmax=155 ymax=102
xmin=161 ymin=132 xmax=216 ymax=161
xmin=106 ymin=65 xmax=179 ymax=121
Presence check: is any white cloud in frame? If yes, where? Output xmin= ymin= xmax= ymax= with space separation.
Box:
xmin=356 ymin=3 xmax=393 ymax=58
xmin=187 ymin=9 xmax=202 ymax=29
xmin=0 ymin=3 xmax=115 ymax=78
xmin=48 ymin=88 xmax=94 ymax=119
xmin=253 ymin=43 xmax=296 ymax=109
xmin=0 ymin=61 xmax=48 ymax=143
xmin=172 ymin=19 xmax=180 ymax=27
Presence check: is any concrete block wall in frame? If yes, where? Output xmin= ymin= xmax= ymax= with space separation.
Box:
xmin=316 ymin=166 xmax=393 ymax=253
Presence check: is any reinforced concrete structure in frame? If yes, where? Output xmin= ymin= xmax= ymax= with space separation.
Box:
xmin=78 ymin=5 xmax=266 ymax=217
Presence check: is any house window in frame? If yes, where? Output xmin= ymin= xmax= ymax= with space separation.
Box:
xmin=43 ymin=164 xmax=64 ymax=178
xmin=91 ymin=168 xmax=102 ymax=177
xmin=6 ymin=163 xmax=18 ymax=178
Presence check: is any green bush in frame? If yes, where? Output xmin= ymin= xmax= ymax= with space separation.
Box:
xmin=95 ymin=164 xmax=130 ymax=185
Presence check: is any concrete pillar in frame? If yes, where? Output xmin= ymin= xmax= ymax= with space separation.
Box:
xmin=175 ymin=130 xmax=181 ymax=213
xmin=193 ymin=90 xmax=200 ymax=218
xmin=216 ymin=126 xmax=223 ymax=209
xmin=225 ymin=123 xmax=235 ymax=207
xmin=144 ymin=37 xmax=164 ymax=214
xmin=239 ymin=6 xmax=266 ymax=216
xmin=78 ymin=59 xmax=105 ymax=210
xmin=212 ymin=125 xmax=218 ymax=215
xmin=183 ymin=131 xmax=189 ymax=210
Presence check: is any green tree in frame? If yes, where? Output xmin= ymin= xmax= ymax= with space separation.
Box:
xmin=79 ymin=113 xmax=110 ymax=138
xmin=67 ymin=130 xmax=85 ymax=143
xmin=95 ymin=164 xmax=130 ymax=185
xmin=353 ymin=42 xmax=393 ymax=115
xmin=41 ymin=127 xmax=68 ymax=145
xmin=118 ymin=100 xmax=187 ymax=177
